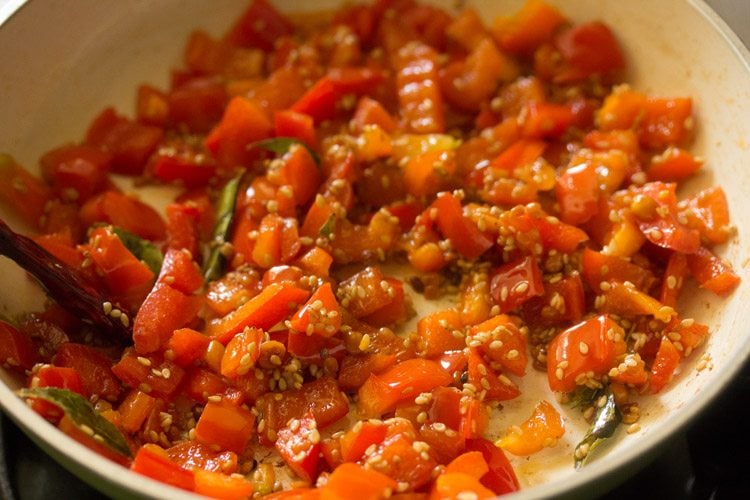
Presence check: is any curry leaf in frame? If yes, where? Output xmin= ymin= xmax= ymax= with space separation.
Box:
xmin=567 ymin=386 xmax=600 ymax=409
xmin=18 ymin=387 xmax=132 ymax=458
xmin=574 ymin=390 xmax=622 ymax=469
xmin=110 ymin=226 xmax=163 ymax=275
xmin=248 ymin=137 xmax=320 ymax=165
xmin=203 ymin=173 xmax=243 ymax=282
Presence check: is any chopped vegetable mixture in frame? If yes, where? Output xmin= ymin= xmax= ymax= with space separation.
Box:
xmin=0 ymin=0 xmax=740 ymax=498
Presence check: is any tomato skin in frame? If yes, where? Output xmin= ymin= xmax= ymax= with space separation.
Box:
xmin=679 ymin=186 xmax=731 ymax=246
xmin=118 ymin=388 xmax=157 ymax=433
xmin=467 ymin=348 xmax=520 ymax=402
xmin=491 ymin=0 xmax=566 ymax=56
xmin=257 ymin=377 xmax=348 ymax=444
xmin=80 ymin=191 xmax=166 ymax=241
xmin=0 ymin=155 xmax=53 ymax=229
xmin=204 ymin=96 xmax=273 ymax=168
xmin=53 ymin=343 xmax=121 ymax=402
xmin=167 ymin=77 xmax=227 ymax=134
xmin=469 ymin=315 xmax=527 ymax=376
xmin=195 ymin=399 xmax=256 ymax=454
xmin=30 ymin=365 xmax=87 ymax=421
xmin=522 ymin=273 xmax=585 ymax=328
xmin=112 ymin=350 xmax=185 ymax=398
xmin=581 ymin=247 xmax=657 ymax=292
xmin=496 ymin=400 xmax=565 ymax=456
xmin=465 ymin=438 xmax=519 ymax=495
xmin=220 ymin=327 xmax=263 ymax=379
xmin=650 ymin=336 xmax=681 ymax=393
xmin=276 ymin=413 xmax=320 ymax=483
xmin=206 ymin=283 xmax=309 ymax=344
xmin=40 ymin=144 xmax=111 ymax=202
xmin=290 ymin=283 xmax=341 ymax=337
xmin=131 ymin=444 xmax=195 ymax=491
xmin=632 ymin=182 xmax=700 ymax=254
xmin=546 ymin=315 xmax=626 ymax=392
xmin=489 ymin=256 xmax=544 ymax=314
xmin=274 ymin=110 xmax=316 ymax=148
xmin=554 ymin=22 xmax=625 ymax=82
xmin=417 ymin=309 xmax=465 ymax=358
xmin=0 ymin=320 xmax=39 ymax=372
xmin=193 ymin=469 xmax=254 ymax=499
xmin=555 ymin=161 xmax=599 ymax=225
xmin=167 ymin=441 xmax=238 ymax=474
xmin=85 ymin=108 xmax=163 ymax=176
xmin=339 ymin=420 xmax=388 ymax=462
xmin=133 ymin=284 xmax=202 ymax=355
xmin=394 ymin=42 xmax=445 ymax=133
xmin=687 ymin=246 xmax=740 ymax=296
xmin=225 ymin=0 xmax=293 ymax=51
xmin=338 ymin=353 xmax=397 ymax=391
xmin=322 ymin=462 xmax=397 ymax=500
xmin=150 ymin=145 xmax=218 ymax=188
xmin=358 ymin=359 xmax=453 ymax=417
xmin=432 ymin=192 xmax=493 ymax=260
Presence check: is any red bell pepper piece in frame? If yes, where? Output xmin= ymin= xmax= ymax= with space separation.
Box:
xmin=275 ymin=412 xmax=321 ymax=483
xmin=195 ymin=399 xmax=256 ymax=454
xmin=224 ymin=0 xmax=293 ymax=51
xmin=86 ymin=108 xmax=163 ymax=176
xmin=432 ymin=192 xmax=493 ymax=260
xmin=489 ymin=256 xmax=544 ymax=313
xmin=133 ymin=284 xmax=202 ymax=354
xmin=131 ymin=444 xmax=195 ymax=491
xmin=0 ymin=320 xmax=39 ymax=372
xmin=206 ymin=282 xmax=310 ymax=344
xmin=53 ymin=343 xmax=122 ymax=402
xmin=357 ymin=358 xmax=453 ymax=417
xmin=204 ymin=96 xmax=272 ymax=168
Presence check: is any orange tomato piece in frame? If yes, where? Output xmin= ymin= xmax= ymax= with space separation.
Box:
xmin=496 ymin=400 xmax=565 ymax=456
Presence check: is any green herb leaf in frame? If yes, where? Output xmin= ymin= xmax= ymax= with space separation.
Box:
xmin=18 ymin=387 xmax=132 ymax=458
xmin=319 ymin=213 xmax=336 ymax=238
xmin=203 ymin=173 xmax=243 ymax=282
xmin=574 ymin=390 xmax=622 ymax=469
xmin=567 ymin=386 xmax=600 ymax=409
xmin=248 ymin=137 xmax=320 ymax=165
xmin=110 ymin=226 xmax=163 ymax=275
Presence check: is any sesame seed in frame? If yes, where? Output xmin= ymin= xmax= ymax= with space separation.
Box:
xmin=579 ymin=342 xmax=589 ymax=355
xmin=207 ymin=395 xmax=222 ymax=403
xmin=137 ymin=356 xmax=151 ymax=367
xmin=627 ymin=423 xmax=641 ymax=434
xmin=102 ymin=302 xmax=112 ymax=314
xmin=359 ymin=334 xmax=371 ymax=351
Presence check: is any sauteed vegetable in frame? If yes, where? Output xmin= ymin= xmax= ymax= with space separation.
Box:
xmin=0 ymin=0 xmax=739 ymax=497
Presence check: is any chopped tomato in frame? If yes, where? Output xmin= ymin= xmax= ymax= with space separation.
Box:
xmin=687 ymin=246 xmax=740 ymax=296
xmin=0 ymin=320 xmax=39 ymax=372
xmin=489 ymin=256 xmax=544 ymax=313
xmin=491 ymin=0 xmax=566 ymax=55
xmin=195 ymin=399 xmax=256 ymax=454
xmin=358 ymin=359 xmax=452 ymax=417
xmin=86 ymin=108 xmax=163 ymax=176
xmin=496 ymin=400 xmax=565 ymax=455
xmin=546 ymin=315 xmax=627 ymax=392
xmin=465 ymin=439 xmax=519 ymax=495
xmin=131 ymin=444 xmax=195 ymax=491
